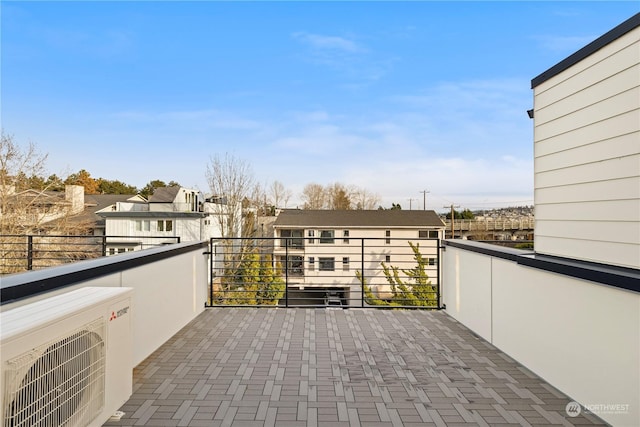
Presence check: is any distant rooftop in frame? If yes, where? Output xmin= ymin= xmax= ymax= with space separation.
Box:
xmin=274 ymin=209 xmax=445 ymax=228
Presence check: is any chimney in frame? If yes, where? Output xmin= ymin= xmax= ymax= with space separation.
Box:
xmin=65 ymin=185 xmax=85 ymax=215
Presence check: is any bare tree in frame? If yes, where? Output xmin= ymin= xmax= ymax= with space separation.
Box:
xmin=205 ymin=153 xmax=255 ymax=239
xmin=301 ymin=183 xmax=326 ymax=209
xmin=351 ymin=185 xmax=380 ymax=210
xmin=1 ymin=133 xmax=96 ymax=274
xmin=326 ymin=182 xmax=352 ymax=210
xmin=1 ymin=133 xmax=50 ymax=234
xmin=269 ymin=180 xmax=292 ymax=209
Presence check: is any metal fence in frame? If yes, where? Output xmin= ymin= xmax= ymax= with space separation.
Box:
xmin=0 ymin=235 xmax=180 ymax=275
xmin=207 ymin=237 xmax=441 ymax=309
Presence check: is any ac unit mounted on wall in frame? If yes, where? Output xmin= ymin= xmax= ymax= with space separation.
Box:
xmin=1 ymin=287 xmax=134 ymax=427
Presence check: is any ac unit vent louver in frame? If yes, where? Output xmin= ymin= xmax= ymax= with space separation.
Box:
xmin=3 ymin=319 xmax=106 ymax=427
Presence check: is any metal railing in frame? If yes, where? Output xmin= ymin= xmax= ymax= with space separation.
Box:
xmin=207 ymin=237 xmax=441 ymax=309
xmin=0 ymin=235 xmax=180 ymax=275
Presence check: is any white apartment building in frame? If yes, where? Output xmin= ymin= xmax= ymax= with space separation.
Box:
xmin=272 ymin=209 xmax=445 ymax=304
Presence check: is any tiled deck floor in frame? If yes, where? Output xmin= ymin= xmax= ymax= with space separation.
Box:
xmin=105 ymin=308 xmax=605 ymax=426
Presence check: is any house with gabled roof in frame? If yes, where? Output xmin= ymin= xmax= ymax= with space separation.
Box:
xmin=96 ymin=186 xmax=232 ymax=255
xmin=272 ymin=209 xmax=445 ymax=305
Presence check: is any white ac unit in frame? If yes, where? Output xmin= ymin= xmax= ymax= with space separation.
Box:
xmin=1 ymin=287 xmax=134 ymax=427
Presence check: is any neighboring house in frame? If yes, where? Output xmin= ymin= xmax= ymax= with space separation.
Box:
xmin=65 ymin=193 xmax=145 ymax=236
xmin=272 ymin=209 xmax=445 ymax=304
xmin=0 ymin=185 xmax=86 ymax=232
xmin=96 ymin=186 xmax=231 ymax=255
xmin=531 ymin=12 xmax=640 ymax=269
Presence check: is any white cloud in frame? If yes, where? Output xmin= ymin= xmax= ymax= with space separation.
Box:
xmin=292 ymin=32 xmax=363 ymax=53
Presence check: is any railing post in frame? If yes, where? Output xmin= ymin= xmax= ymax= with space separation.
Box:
xmin=285 ymin=238 xmax=289 ymax=308
xmin=209 ymin=239 xmax=214 ymax=307
xmin=361 ymin=238 xmax=365 ymax=308
xmin=27 ymin=235 xmax=33 ymax=271
xmin=437 ymin=238 xmax=442 ymax=309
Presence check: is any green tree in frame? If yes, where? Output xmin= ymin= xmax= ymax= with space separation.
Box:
xmin=96 ymin=178 xmax=137 ymax=194
xmin=45 ymin=174 xmax=65 ymax=191
xmin=378 ymin=203 xmax=402 ymax=210
xmin=139 ymin=179 xmax=179 ymax=198
xmin=356 ymin=241 xmax=438 ymax=307
xmin=446 ymin=208 xmax=474 ymax=220
xmin=257 ymin=254 xmax=285 ymax=305
xmin=220 ymin=250 xmax=285 ymax=305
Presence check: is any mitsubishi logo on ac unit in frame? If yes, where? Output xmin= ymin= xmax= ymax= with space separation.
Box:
xmin=109 ymin=306 xmax=130 ymax=321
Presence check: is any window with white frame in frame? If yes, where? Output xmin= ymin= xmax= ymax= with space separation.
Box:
xmin=281 ymin=229 xmax=303 ymax=248
xmin=343 ymin=230 xmax=349 ymax=244
xmin=135 ymin=220 xmax=150 ymax=232
xmin=385 ymin=255 xmax=391 ymax=263
xmin=419 ymin=230 xmax=439 ymax=238
xmin=157 ymin=220 xmax=173 ymax=232
xmin=385 ymin=230 xmax=391 ymax=244
xmin=309 ymin=257 xmax=315 ymax=270
xmin=319 ymin=257 xmax=335 ymax=271
xmin=319 ymin=230 xmax=335 ymax=244
xmin=308 ymin=230 xmax=315 ymax=244
xmin=342 ymin=257 xmax=350 ymax=271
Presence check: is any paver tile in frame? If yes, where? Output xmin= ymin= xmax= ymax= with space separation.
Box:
xmin=104 ymin=309 xmax=605 ymax=426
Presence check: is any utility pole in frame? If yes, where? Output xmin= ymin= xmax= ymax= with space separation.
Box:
xmin=444 ymin=204 xmax=460 ymax=238
xmin=420 ymin=190 xmax=430 ymax=210
xmin=407 ymin=198 xmax=416 ymax=210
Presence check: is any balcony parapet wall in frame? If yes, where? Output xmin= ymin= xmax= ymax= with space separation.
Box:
xmin=441 ymin=239 xmax=639 ymax=426
xmin=0 ymin=241 xmax=209 ymax=366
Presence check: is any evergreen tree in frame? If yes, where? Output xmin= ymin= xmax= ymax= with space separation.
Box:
xmin=356 ymin=241 xmax=437 ymax=307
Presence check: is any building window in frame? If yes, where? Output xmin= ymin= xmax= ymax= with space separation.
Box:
xmin=385 ymin=255 xmax=391 ymax=263
xmin=428 ymin=258 xmax=437 ymax=266
xmin=308 ymin=230 xmax=315 ymax=244
xmin=281 ymin=255 xmax=304 ymax=276
xmin=319 ymin=230 xmax=335 ymax=244
xmin=319 ymin=257 xmax=335 ymax=271
xmin=309 ymin=257 xmax=315 ymax=270
xmin=343 ymin=230 xmax=349 ymax=244
xmin=109 ymin=248 xmax=115 ymax=255
xmin=281 ymin=229 xmax=303 ymax=248
xmin=342 ymin=257 xmax=350 ymax=271
xmin=158 ymin=220 xmax=173 ymax=232
xmin=135 ymin=220 xmax=150 ymax=232
xmin=385 ymin=230 xmax=391 ymax=244
xmin=419 ymin=230 xmax=439 ymax=239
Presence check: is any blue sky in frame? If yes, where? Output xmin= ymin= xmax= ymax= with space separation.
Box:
xmin=2 ymin=1 xmax=638 ymax=211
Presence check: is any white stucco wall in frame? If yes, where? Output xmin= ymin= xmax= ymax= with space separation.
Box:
xmin=1 ymin=243 xmax=208 ymax=367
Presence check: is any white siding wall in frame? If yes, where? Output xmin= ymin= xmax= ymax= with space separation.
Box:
xmin=533 ymin=27 xmax=640 ymax=268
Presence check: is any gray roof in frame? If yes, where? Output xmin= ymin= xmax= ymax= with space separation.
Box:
xmin=149 ymin=187 xmax=180 ymax=203
xmin=75 ymin=194 xmax=137 ymax=226
xmin=273 ymin=209 xmax=445 ymax=228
